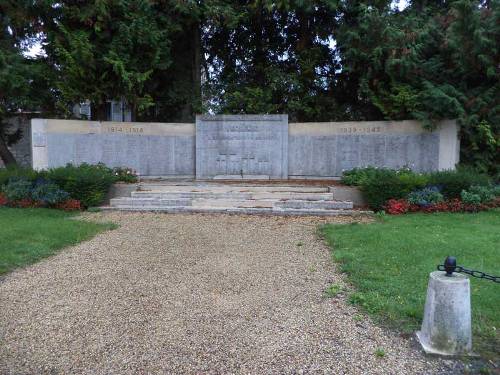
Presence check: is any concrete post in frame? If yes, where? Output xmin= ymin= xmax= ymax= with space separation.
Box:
xmin=416 ymin=271 xmax=472 ymax=356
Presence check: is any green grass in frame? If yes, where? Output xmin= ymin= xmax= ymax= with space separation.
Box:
xmin=321 ymin=210 xmax=500 ymax=359
xmin=0 ymin=207 xmax=116 ymax=275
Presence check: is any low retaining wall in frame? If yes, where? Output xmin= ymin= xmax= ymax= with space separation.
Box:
xmin=31 ymin=116 xmax=459 ymax=178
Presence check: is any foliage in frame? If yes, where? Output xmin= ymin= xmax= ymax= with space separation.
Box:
xmin=321 ymin=211 xmax=500 ymax=359
xmin=1 ymin=178 xmax=32 ymax=201
xmin=407 ymin=186 xmax=444 ymax=206
xmin=0 ymin=207 xmax=115 ymax=275
xmin=466 ymin=185 xmax=496 ymax=203
xmin=360 ymin=172 xmax=428 ymax=211
xmin=428 ymin=168 xmax=491 ymax=199
xmin=0 ymin=192 xmax=8 ymax=205
xmin=340 ymin=166 xmax=405 ymax=186
xmin=0 ymin=165 xmax=39 ymax=187
xmin=31 ymin=182 xmax=69 ymax=205
xmin=45 ymin=163 xmax=116 ymax=208
xmin=112 ymin=167 xmax=138 ymax=183
xmin=342 ymin=166 xmax=493 ymax=210
xmin=3 ymin=0 xmax=499 ymax=172
xmin=460 ymin=190 xmax=482 ymax=206
xmin=384 ymin=199 xmax=410 ymax=215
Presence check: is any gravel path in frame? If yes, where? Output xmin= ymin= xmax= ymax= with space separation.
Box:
xmin=0 ymin=212 xmax=451 ymax=374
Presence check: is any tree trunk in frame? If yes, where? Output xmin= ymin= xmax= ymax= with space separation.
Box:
xmin=0 ymin=135 xmax=17 ymax=167
xmin=91 ymin=102 xmax=108 ymax=121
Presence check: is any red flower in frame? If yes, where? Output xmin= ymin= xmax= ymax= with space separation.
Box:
xmin=0 ymin=193 xmax=7 ymax=206
xmin=385 ymin=199 xmax=410 ymax=215
xmin=55 ymin=199 xmax=82 ymax=211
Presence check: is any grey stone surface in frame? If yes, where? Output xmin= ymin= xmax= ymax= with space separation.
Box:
xmin=329 ymin=186 xmax=367 ymax=207
xmin=196 ymin=115 xmax=288 ymax=179
xmin=417 ymin=271 xmax=472 ymax=356
xmin=32 ymin=119 xmax=195 ymax=176
xmin=31 ymin=118 xmax=459 ymax=178
xmin=288 ymin=120 xmax=457 ymax=177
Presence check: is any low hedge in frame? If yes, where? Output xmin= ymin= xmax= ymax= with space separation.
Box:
xmin=342 ymin=166 xmax=494 ymax=211
xmin=0 ymin=163 xmax=137 ymax=209
xmin=43 ymin=164 xmax=117 ymax=208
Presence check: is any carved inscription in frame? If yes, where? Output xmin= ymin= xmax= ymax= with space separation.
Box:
xmin=339 ymin=126 xmax=382 ymax=134
xmin=106 ymin=126 xmax=144 ymax=134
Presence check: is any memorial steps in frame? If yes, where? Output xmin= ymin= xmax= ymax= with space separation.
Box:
xmin=107 ymin=182 xmax=369 ymax=216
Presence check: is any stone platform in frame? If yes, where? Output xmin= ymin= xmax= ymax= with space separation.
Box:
xmin=105 ymin=181 xmax=370 ymax=216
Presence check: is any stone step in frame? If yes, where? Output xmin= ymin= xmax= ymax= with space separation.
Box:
xmin=103 ymin=205 xmax=367 ymax=217
xmin=138 ymin=184 xmax=330 ymax=193
xmin=132 ymin=190 xmax=334 ymax=201
xmin=111 ymin=197 xmax=352 ymax=210
xmin=110 ymin=197 xmax=192 ymax=207
xmin=274 ymin=200 xmax=353 ymax=210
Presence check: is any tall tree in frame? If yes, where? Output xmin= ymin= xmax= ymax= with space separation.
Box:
xmin=0 ymin=4 xmax=49 ymax=166
xmin=39 ymin=0 xmax=173 ymax=120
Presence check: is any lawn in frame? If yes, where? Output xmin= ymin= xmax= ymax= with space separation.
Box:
xmin=0 ymin=207 xmax=115 ymax=275
xmin=321 ymin=210 xmax=500 ymax=359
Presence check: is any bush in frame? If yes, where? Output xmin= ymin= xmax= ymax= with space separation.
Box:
xmin=341 ymin=166 xmax=413 ymax=186
xmin=407 ymin=186 xmax=444 ymax=207
xmin=341 ymin=167 xmax=387 ymax=186
xmin=31 ymin=182 xmax=69 ymax=206
xmin=460 ymin=190 xmax=481 ymax=205
xmin=1 ymin=178 xmax=33 ymax=201
xmin=45 ymin=163 xmax=116 ymax=208
xmin=428 ymin=167 xmax=491 ymax=199
xmin=112 ymin=167 xmax=138 ymax=183
xmin=466 ymin=185 xmax=495 ymax=203
xmin=0 ymin=166 xmax=38 ymax=187
xmin=361 ymin=173 xmax=429 ymax=211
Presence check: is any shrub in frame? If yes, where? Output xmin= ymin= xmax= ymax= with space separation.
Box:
xmin=31 ymin=182 xmax=70 ymax=206
xmin=112 ymin=167 xmax=138 ymax=183
xmin=407 ymin=186 xmax=444 ymax=207
xmin=428 ymin=167 xmax=491 ymax=199
xmin=1 ymin=178 xmax=33 ymax=201
xmin=0 ymin=166 xmax=38 ymax=187
xmin=466 ymin=185 xmax=495 ymax=203
xmin=45 ymin=163 xmax=116 ymax=208
xmin=341 ymin=167 xmax=387 ymax=186
xmin=361 ymin=173 xmax=428 ymax=211
xmin=461 ymin=190 xmax=482 ymax=205
xmin=493 ymin=185 xmax=500 ymax=197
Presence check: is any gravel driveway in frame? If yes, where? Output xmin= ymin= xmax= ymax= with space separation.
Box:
xmin=0 ymin=212 xmax=451 ymax=374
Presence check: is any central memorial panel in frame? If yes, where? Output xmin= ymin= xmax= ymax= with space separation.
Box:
xmin=196 ymin=115 xmax=288 ymax=179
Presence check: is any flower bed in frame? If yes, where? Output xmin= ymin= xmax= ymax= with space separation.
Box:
xmin=0 ymin=163 xmax=137 ymax=210
xmin=341 ymin=166 xmax=500 ymax=214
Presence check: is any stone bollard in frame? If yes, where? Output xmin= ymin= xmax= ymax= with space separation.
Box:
xmin=416 ymin=271 xmax=472 ymax=356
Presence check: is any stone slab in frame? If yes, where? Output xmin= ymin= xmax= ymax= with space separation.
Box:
xmin=288 ymin=120 xmax=459 ymax=177
xmin=196 ymin=115 xmax=288 ymax=179
xmin=31 ymin=119 xmax=195 ymax=176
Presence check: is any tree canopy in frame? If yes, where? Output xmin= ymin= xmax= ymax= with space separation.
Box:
xmin=0 ymin=0 xmax=498 ymax=174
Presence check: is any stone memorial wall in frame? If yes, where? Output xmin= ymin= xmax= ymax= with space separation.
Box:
xmin=288 ymin=120 xmax=459 ymax=177
xmin=196 ymin=115 xmax=288 ymax=179
xmin=31 ymin=119 xmax=195 ymax=176
xmin=31 ymin=117 xmax=459 ymax=178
